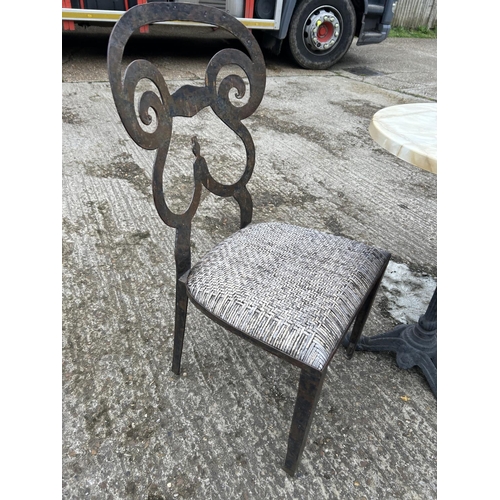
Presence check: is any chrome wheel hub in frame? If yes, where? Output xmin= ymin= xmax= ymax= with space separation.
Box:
xmin=304 ymin=8 xmax=341 ymax=52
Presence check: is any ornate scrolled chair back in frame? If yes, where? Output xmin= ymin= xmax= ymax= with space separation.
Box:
xmin=107 ymin=3 xmax=265 ymax=234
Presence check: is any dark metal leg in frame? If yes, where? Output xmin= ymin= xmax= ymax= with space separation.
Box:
xmin=345 ymin=271 xmax=386 ymax=359
xmin=171 ymin=280 xmax=188 ymax=375
xmin=171 ymin=227 xmax=191 ymax=376
xmin=344 ymin=289 xmax=437 ymax=398
xmin=284 ymin=367 xmax=327 ymax=476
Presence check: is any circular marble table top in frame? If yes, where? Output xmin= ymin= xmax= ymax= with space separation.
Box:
xmin=369 ymin=103 xmax=437 ymax=174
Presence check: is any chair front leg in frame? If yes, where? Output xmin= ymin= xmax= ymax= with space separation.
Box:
xmin=284 ymin=367 xmax=327 ymax=476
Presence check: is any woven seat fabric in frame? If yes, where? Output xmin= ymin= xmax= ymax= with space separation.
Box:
xmin=187 ymin=222 xmax=389 ymax=370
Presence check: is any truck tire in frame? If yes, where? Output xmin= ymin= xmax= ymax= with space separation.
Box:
xmin=287 ymin=0 xmax=356 ymax=70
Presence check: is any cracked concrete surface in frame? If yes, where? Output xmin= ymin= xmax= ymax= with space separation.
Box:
xmin=63 ymin=29 xmax=436 ymax=500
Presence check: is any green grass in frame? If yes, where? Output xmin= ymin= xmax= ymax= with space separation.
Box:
xmin=389 ymin=25 xmax=437 ymax=38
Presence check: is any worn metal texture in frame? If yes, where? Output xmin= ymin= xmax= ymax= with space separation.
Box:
xmin=107 ymin=3 xmax=267 ymax=383
xmin=62 ymin=33 xmax=437 ymax=500
xmin=107 ymin=4 xmax=393 ymax=475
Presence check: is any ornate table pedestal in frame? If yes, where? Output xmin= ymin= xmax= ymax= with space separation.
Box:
xmin=344 ymin=289 xmax=436 ymax=397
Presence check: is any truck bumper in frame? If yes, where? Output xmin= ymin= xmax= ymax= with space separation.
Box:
xmin=356 ymin=0 xmax=397 ymax=46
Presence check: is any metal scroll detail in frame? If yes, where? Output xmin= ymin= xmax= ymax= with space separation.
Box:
xmin=107 ymin=3 xmax=266 ymax=230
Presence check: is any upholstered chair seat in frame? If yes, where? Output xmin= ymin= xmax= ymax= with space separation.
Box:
xmin=187 ymin=222 xmax=390 ymax=371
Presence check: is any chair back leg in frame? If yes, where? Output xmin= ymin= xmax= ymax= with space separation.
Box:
xmin=172 ymin=281 xmax=189 ymax=375
xmin=171 ymin=226 xmax=192 ymax=375
xmin=284 ymin=367 xmax=327 ymax=475
xmin=345 ymin=264 xmax=388 ymax=358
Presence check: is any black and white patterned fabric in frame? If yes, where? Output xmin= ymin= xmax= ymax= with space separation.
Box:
xmin=187 ymin=222 xmax=389 ymax=371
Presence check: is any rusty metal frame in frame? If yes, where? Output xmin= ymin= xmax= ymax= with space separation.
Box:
xmin=107 ymin=2 xmax=385 ymax=476
xmin=108 ymin=1 xmax=265 ymax=372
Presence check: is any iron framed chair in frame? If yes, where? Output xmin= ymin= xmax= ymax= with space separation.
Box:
xmin=107 ymin=2 xmax=390 ymax=476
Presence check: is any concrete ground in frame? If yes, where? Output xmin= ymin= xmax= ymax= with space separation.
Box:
xmin=62 ymin=27 xmax=437 ymax=499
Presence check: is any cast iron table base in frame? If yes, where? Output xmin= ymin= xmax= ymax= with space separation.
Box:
xmin=344 ymin=289 xmax=437 ymax=398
